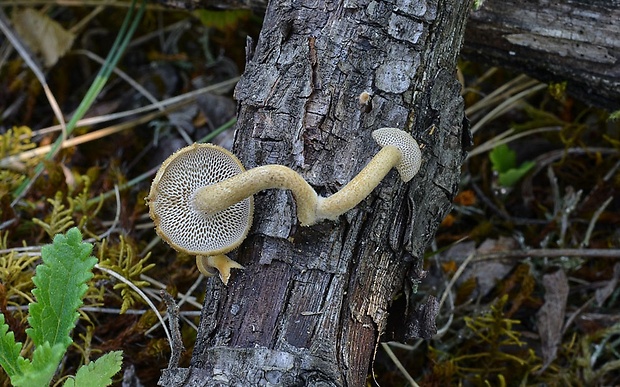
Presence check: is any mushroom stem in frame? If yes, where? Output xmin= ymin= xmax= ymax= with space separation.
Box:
xmin=194 ymin=165 xmax=319 ymax=226
xmin=195 ymin=144 xmax=404 ymax=226
xmin=316 ymin=145 xmax=401 ymax=221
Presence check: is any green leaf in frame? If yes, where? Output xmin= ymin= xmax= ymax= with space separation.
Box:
xmin=11 ymin=342 xmax=66 ymax=387
xmin=63 ymin=351 xmax=123 ymax=387
xmin=498 ymin=161 xmax=535 ymax=187
xmin=489 ymin=144 xmax=535 ymax=187
xmin=0 ymin=313 xmax=28 ymax=378
xmin=26 ymin=227 xmax=98 ymax=349
xmin=489 ymin=144 xmax=516 ymax=173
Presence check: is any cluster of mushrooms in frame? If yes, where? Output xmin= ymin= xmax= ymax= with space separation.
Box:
xmin=146 ymin=127 xmax=422 ymax=284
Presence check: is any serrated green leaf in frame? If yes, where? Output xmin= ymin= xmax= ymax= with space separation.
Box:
xmin=11 ymin=342 xmax=65 ymax=387
xmin=489 ymin=144 xmax=517 ymax=173
xmin=498 ymin=161 xmax=535 ymax=187
xmin=0 ymin=313 xmax=28 ymax=378
xmin=26 ymin=227 xmax=98 ymax=349
xmin=63 ymin=351 xmax=123 ymax=387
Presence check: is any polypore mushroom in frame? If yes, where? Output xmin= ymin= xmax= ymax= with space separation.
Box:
xmin=146 ymin=143 xmax=252 ymax=285
xmin=147 ymin=127 xmax=421 ymax=284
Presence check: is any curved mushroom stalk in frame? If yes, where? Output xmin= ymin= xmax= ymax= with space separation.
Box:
xmin=196 ymin=255 xmax=244 ymax=285
xmin=195 ymin=127 xmax=422 ymax=226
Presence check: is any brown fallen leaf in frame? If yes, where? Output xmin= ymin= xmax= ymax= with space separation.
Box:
xmin=536 ymin=268 xmax=569 ymax=373
xmin=12 ymin=8 xmax=75 ymax=67
xmin=453 ymin=237 xmax=518 ymax=299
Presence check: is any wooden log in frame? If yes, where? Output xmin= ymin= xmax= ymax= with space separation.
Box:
xmin=463 ymin=0 xmax=620 ymax=110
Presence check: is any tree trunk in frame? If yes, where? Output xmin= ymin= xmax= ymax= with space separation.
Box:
xmin=463 ymin=0 xmax=620 ymax=110
xmin=159 ymin=0 xmax=471 ymax=385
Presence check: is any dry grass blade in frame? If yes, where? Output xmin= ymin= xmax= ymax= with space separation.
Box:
xmin=470 ymin=83 xmax=547 ymax=135
xmin=380 ymin=343 xmax=420 ymax=387
xmin=29 ymin=76 xmax=239 ymax=138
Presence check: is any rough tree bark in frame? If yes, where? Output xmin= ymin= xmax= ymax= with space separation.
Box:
xmin=463 ymin=0 xmax=620 ymax=110
xmin=159 ymin=0 xmax=471 ymax=385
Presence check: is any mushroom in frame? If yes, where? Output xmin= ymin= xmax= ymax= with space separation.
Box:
xmin=147 ymin=127 xmax=421 ymax=284
xmin=146 ymin=143 xmax=252 ymax=285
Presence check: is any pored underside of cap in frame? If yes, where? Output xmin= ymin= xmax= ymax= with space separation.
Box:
xmin=372 ymin=127 xmax=422 ymax=182
xmin=147 ymin=143 xmax=253 ymax=256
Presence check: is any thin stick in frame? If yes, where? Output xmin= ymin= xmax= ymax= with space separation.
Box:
xmin=470 ymin=83 xmax=547 ymax=134
xmin=581 ymin=196 xmax=613 ymax=248
xmin=161 ymin=290 xmax=185 ymax=368
xmin=474 ymin=248 xmax=620 ymax=261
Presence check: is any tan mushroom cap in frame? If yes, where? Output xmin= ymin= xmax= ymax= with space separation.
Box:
xmin=146 ymin=143 xmax=253 ymax=256
xmin=371 ymin=127 xmax=422 ymax=182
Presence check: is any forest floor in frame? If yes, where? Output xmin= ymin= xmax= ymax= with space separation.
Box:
xmin=1 ymin=3 xmax=619 ymax=386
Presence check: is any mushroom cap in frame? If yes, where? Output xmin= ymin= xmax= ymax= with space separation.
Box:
xmin=147 ymin=143 xmax=253 ymax=256
xmin=371 ymin=127 xmax=422 ymax=182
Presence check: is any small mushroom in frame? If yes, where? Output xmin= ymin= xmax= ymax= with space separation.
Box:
xmin=147 ymin=128 xmax=421 ymax=284
xmin=195 ymin=127 xmax=421 ymax=225
xmin=146 ymin=143 xmax=252 ymax=284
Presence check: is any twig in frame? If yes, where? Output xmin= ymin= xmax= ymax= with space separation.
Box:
xmin=469 ymin=181 xmax=549 ymax=225
xmin=465 ymin=74 xmax=536 ymax=117
xmin=2 ymin=106 xmax=170 ymax=166
xmin=161 ymin=290 xmax=185 ymax=369
xmin=72 ymin=48 xmax=166 ymax=111
xmin=5 ymin=305 xmax=201 ymax=317
xmin=474 ymin=248 xmax=620 ymax=261
xmin=581 ymin=196 xmax=613 ymax=247
xmin=467 ymin=126 xmax=561 ymax=158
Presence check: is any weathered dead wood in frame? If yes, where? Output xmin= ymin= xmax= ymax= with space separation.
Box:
xmin=464 ymin=0 xmax=620 ymax=110
xmin=158 ymin=0 xmax=471 ymax=385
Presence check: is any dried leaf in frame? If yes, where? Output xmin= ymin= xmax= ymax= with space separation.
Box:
xmin=454 ymin=238 xmax=517 ymax=299
xmin=536 ymin=269 xmax=569 ymax=372
xmin=12 ymin=8 xmax=75 ymax=67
